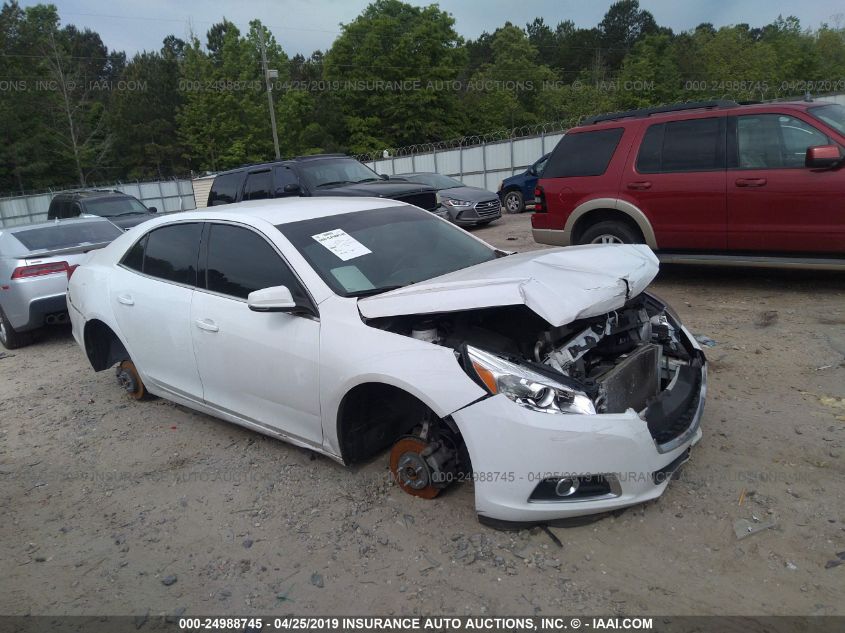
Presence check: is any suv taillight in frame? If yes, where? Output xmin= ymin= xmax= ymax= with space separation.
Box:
xmin=11 ymin=261 xmax=70 ymax=279
xmin=534 ymin=185 xmax=546 ymax=213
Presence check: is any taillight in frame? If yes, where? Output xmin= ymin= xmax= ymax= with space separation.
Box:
xmin=534 ymin=185 xmax=546 ymax=213
xmin=66 ymin=264 xmax=79 ymax=280
xmin=11 ymin=261 xmax=70 ymax=279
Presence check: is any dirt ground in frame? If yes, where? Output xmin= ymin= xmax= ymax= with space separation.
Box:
xmin=1 ymin=213 xmax=844 ymax=618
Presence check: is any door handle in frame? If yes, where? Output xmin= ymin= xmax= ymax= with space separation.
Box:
xmin=194 ymin=319 xmax=219 ymax=333
xmin=626 ymin=181 xmax=652 ymax=190
xmin=117 ymin=294 xmax=134 ymax=306
xmin=735 ymin=178 xmax=767 ymax=187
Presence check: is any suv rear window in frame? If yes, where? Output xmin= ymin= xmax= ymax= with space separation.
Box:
xmin=544 ymin=128 xmax=624 ymax=178
xmin=208 ymin=172 xmax=242 ymax=206
xmin=637 ymin=117 xmax=725 ymax=173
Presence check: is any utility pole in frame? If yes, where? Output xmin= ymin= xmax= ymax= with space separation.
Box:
xmin=258 ymin=28 xmax=281 ymax=159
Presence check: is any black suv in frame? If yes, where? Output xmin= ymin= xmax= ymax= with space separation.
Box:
xmin=48 ymin=190 xmax=157 ymax=231
xmin=207 ymin=155 xmax=443 ymax=215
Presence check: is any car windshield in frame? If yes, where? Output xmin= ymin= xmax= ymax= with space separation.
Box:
xmin=403 ymin=174 xmax=464 ymax=189
xmin=296 ymin=158 xmax=381 ymax=189
xmin=11 ymin=220 xmax=123 ymax=253
xmin=809 ymin=103 xmax=845 ymax=135
xmin=84 ymin=196 xmax=150 ymax=217
xmin=277 ymin=206 xmax=497 ymax=297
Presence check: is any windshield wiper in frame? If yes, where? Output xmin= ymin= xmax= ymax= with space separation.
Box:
xmin=351 ymin=284 xmax=405 ymax=298
xmin=110 ymin=211 xmax=145 ymax=217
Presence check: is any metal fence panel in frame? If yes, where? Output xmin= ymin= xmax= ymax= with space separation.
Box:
xmin=0 ymin=178 xmax=197 ymax=228
xmin=364 ymin=128 xmax=567 ymax=192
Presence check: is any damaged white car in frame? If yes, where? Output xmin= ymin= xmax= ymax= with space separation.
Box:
xmin=68 ymin=197 xmax=706 ymax=527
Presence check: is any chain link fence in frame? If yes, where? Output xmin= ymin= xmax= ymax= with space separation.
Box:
xmin=356 ymin=119 xmax=580 ymax=192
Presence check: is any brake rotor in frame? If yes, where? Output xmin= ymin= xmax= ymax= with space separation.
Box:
xmin=389 ymin=436 xmax=440 ymax=499
xmin=116 ymin=360 xmax=146 ymax=400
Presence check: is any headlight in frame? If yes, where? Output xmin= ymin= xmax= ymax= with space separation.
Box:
xmin=465 ymin=346 xmax=596 ymax=415
xmin=441 ymin=198 xmax=473 ymax=208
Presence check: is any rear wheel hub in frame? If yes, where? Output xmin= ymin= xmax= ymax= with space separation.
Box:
xmin=116 ymin=360 xmax=146 ymax=400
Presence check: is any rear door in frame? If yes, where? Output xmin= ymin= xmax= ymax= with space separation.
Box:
xmin=625 ymin=116 xmax=727 ymax=250
xmin=190 ymin=222 xmax=322 ymax=445
xmin=111 ymin=222 xmax=204 ymax=400
xmin=727 ymin=111 xmax=844 ymax=252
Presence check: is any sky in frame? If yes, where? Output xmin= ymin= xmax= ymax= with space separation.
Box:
xmin=26 ymin=0 xmax=845 ymax=57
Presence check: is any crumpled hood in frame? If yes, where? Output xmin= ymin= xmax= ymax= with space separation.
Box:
xmin=358 ymin=244 xmax=659 ymax=327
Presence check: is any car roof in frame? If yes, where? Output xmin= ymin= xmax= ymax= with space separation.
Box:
xmin=152 ymin=197 xmax=405 ymax=226
xmin=53 ymin=190 xmax=135 ymax=200
xmin=576 ymin=99 xmax=835 ymax=130
xmin=216 ymin=154 xmax=354 ymax=175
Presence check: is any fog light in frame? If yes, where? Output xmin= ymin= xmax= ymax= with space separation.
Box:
xmin=555 ymin=477 xmax=580 ymax=497
xmin=528 ymin=474 xmax=615 ymax=502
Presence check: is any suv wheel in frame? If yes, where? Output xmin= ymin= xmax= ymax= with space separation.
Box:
xmin=0 ymin=305 xmax=31 ymax=350
xmin=579 ymin=221 xmax=641 ymax=245
xmin=503 ymin=191 xmax=524 ymax=214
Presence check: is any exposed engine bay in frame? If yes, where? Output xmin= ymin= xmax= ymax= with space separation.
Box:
xmin=370 ymin=292 xmax=699 ymax=415
xmin=366 ymin=292 xmax=705 ymax=500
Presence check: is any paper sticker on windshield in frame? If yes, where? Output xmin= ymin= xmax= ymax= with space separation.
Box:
xmin=311 ymin=229 xmax=371 ymax=261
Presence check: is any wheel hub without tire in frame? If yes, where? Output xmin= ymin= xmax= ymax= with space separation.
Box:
xmin=116 ymin=360 xmax=146 ymax=400
xmin=389 ymin=437 xmax=441 ymax=499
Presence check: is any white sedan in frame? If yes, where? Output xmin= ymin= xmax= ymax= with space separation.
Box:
xmin=68 ymin=197 xmax=706 ymax=527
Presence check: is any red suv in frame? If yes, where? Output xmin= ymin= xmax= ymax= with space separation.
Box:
xmin=532 ymin=100 xmax=845 ymax=262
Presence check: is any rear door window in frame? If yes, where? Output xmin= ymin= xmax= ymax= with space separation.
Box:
xmin=141 ymin=223 xmax=202 ymax=286
xmin=544 ymin=128 xmax=624 ymax=178
xmin=121 ymin=235 xmax=147 ymax=272
xmin=203 ymin=223 xmax=308 ymax=302
xmin=243 ymin=171 xmax=273 ymax=201
xmin=208 ymin=172 xmax=242 ymax=206
xmin=637 ymin=117 xmax=725 ymax=173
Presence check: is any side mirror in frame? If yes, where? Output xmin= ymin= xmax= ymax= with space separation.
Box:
xmin=282 ymin=183 xmax=302 ymax=194
xmin=247 ymin=285 xmax=297 ymax=312
xmin=379 ymin=173 xmax=390 ymax=180
xmin=805 ymin=144 xmax=841 ymax=168
xmin=147 ymin=206 xmax=157 ymax=213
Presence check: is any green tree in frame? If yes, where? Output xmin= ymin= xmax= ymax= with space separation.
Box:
xmin=323 ymin=0 xmax=467 ymax=153
xmin=464 ymin=24 xmax=556 ymax=132
xmin=109 ymin=38 xmax=188 ymax=180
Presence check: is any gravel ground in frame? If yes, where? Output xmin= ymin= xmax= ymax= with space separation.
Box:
xmin=1 ymin=213 xmax=844 ymax=617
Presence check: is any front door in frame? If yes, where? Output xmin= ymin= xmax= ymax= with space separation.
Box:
xmin=727 ymin=112 xmax=845 ymax=252
xmin=190 ymin=222 xmax=322 ymax=445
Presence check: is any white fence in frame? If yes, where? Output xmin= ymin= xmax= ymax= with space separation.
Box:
xmin=362 ymin=130 xmax=565 ymax=192
xmin=0 ymin=178 xmax=197 ymax=228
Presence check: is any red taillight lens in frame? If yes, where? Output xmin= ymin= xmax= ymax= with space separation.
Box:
xmin=11 ymin=261 xmax=70 ymax=279
xmin=66 ymin=264 xmax=79 ymax=280
xmin=534 ymin=185 xmax=546 ymax=213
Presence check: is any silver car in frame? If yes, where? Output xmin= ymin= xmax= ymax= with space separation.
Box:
xmin=397 ymin=173 xmax=502 ymax=226
xmin=0 ymin=217 xmax=122 ymax=349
